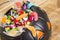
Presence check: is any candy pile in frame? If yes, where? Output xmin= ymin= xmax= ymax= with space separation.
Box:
xmin=1 ymin=1 xmax=36 ymax=36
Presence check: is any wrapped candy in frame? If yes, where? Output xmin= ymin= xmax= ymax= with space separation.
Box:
xmin=13 ymin=10 xmax=17 ymax=16
xmin=10 ymin=24 xmax=16 ymax=29
xmin=28 ymin=15 xmax=33 ymax=22
xmin=29 ymin=11 xmax=38 ymax=21
xmin=12 ymin=28 xmax=18 ymax=31
xmin=18 ymin=10 xmax=24 ymax=15
xmin=27 ymin=2 xmax=33 ymax=9
xmin=5 ymin=27 xmax=10 ymax=32
xmin=26 ymin=20 xmax=31 ymax=25
xmin=25 ymin=9 xmax=31 ymax=13
xmin=1 ymin=16 xmax=6 ymax=24
xmin=15 ymin=2 xmax=21 ymax=8
xmin=14 ymin=19 xmax=19 ymax=24
xmin=22 ymin=3 xmax=27 ymax=10
xmin=7 ymin=15 xmax=11 ymax=19
xmin=6 ymin=19 xmax=11 ymax=24
xmin=23 ymin=16 xmax=28 ymax=21
xmin=16 ymin=12 xmax=28 ymax=20
xmin=19 ymin=19 xmax=25 ymax=26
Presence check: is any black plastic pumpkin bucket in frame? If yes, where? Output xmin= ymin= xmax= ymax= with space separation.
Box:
xmin=0 ymin=1 xmax=51 ymax=40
